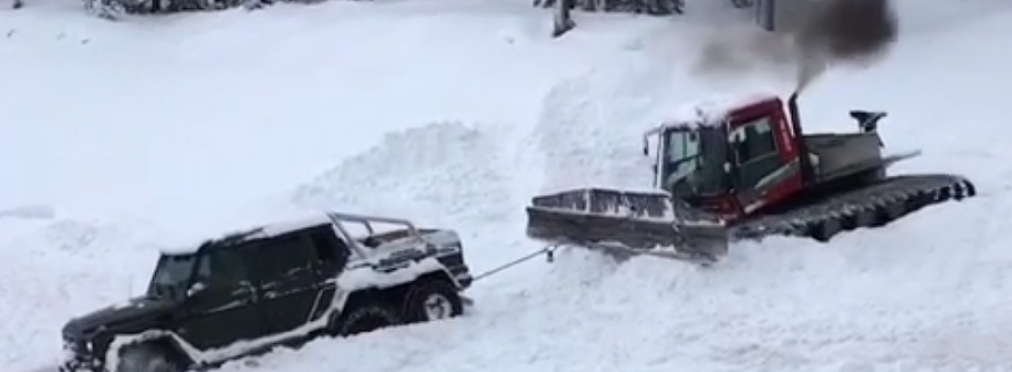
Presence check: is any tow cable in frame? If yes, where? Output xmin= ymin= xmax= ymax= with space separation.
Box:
xmin=470 ymin=244 xmax=561 ymax=283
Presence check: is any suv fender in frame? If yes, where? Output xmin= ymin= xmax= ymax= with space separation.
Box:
xmin=325 ymin=289 xmax=400 ymax=336
xmin=326 ymin=265 xmax=463 ymax=333
xmin=105 ymin=332 xmax=194 ymax=372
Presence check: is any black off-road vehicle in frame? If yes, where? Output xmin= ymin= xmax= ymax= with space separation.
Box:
xmin=58 ymin=212 xmax=473 ymax=372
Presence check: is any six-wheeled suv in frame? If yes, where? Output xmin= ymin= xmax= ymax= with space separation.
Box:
xmin=58 ymin=212 xmax=473 ymax=372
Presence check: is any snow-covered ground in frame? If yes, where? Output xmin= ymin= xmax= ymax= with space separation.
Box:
xmin=3 ymin=0 xmax=1012 ymax=371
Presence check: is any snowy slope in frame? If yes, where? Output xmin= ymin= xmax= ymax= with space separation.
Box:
xmin=4 ymin=0 xmax=1012 ymax=371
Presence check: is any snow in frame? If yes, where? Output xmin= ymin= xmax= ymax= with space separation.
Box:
xmin=4 ymin=0 xmax=1012 ymax=371
xmin=658 ymin=90 xmax=783 ymax=129
xmin=157 ymin=211 xmax=334 ymax=254
xmin=339 ymin=256 xmax=452 ymax=290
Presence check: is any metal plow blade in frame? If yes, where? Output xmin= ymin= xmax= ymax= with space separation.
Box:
xmin=525 ymin=187 xmax=729 ymax=264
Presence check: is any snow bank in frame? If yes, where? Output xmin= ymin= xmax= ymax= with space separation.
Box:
xmin=292 ymin=121 xmax=518 ymax=227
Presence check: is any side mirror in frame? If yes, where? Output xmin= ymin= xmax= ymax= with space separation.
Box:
xmin=187 ymin=281 xmax=207 ymax=297
xmin=728 ymin=128 xmax=745 ymax=144
xmin=723 ymin=162 xmax=737 ymax=192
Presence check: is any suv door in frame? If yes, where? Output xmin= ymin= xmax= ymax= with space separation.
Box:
xmin=175 ymin=245 xmax=263 ymax=352
xmin=247 ymin=230 xmax=330 ymax=335
xmin=303 ymin=225 xmax=351 ymax=323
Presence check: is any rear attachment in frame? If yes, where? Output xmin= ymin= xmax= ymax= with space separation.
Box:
xmin=525 ymin=188 xmax=729 ymax=264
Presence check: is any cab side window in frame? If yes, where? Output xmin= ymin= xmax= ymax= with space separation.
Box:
xmin=731 ymin=116 xmax=784 ymax=190
xmin=195 ymin=247 xmax=249 ymax=289
xmin=256 ymin=233 xmax=317 ymax=280
xmin=732 ymin=117 xmax=778 ymax=165
xmin=306 ymin=226 xmax=350 ymax=268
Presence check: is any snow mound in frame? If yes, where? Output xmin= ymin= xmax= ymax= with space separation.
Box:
xmin=532 ymin=66 xmax=662 ymax=194
xmin=292 ymin=121 xmax=516 ymax=226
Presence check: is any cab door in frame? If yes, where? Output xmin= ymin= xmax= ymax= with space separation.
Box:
xmin=728 ymin=115 xmax=798 ymax=213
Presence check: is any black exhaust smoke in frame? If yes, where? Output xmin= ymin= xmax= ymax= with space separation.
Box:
xmin=693 ymin=0 xmax=898 ymax=93
xmin=792 ymin=0 xmax=898 ymax=92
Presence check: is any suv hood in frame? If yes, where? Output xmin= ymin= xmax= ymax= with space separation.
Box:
xmin=62 ymin=296 xmax=176 ymax=339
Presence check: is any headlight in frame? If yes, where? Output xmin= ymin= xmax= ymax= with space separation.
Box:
xmin=62 ymin=338 xmax=90 ymax=355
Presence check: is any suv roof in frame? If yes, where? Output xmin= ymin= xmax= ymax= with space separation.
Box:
xmin=160 ymin=212 xmax=335 ymax=255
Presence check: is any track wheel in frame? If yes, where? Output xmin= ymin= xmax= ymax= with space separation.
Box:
xmin=401 ymin=278 xmax=464 ymax=324
xmin=811 ymin=217 xmax=842 ymax=242
xmin=874 ymin=200 xmax=907 ymax=226
xmin=853 ymin=208 xmax=877 ymax=229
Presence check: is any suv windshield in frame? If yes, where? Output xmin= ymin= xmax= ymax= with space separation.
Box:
xmin=148 ymin=253 xmax=197 ymax=299
xmin=660 ymin=127 xmax=728 ymax=198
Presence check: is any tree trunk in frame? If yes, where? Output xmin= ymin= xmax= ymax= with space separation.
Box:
xmin=552 ymin=0 xmax=576 ymax=38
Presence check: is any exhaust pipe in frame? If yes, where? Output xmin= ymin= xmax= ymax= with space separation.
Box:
xmin=787 ymin=91 xmax=814 ymax=186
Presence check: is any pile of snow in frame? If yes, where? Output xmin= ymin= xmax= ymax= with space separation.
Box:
xmin=293 ymin=121 xmax=519 ymax=228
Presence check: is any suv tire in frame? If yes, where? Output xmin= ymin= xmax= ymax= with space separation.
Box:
xmin=115 ymin=342 xmax=183 ymax=372
xmin=333 ymin=303 xmax=400 ymax=336
xmin=401 ymin=278 xmax=463 ymax=323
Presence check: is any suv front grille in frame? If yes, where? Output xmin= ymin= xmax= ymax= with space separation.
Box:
xmin=60 ymin=340 xmax=103 ymax=372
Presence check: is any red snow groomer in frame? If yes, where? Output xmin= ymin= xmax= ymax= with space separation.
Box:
xmin=525 ymin=91 xmax=976 ymax=263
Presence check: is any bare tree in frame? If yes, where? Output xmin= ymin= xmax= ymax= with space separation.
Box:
xmin=535 ymin=0 xmax=683 ymax=18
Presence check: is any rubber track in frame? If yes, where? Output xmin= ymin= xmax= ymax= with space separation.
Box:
xmin=728 ymin=174 xmax=976 ymax=242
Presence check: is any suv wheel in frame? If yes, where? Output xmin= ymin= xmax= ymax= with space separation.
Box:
xmin=115 ymin=343 xmax=183 ymax=372
xmin=333 ymin=303 xmax=400 ymax=336
xmin=401 ymin=279 xmax=463 ymax=323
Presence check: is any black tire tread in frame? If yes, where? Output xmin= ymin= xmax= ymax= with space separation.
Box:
xmin=331 ymin=302 xmax=399 ymax=337
xmin=401 ymin=278 xmax=464 ymax=324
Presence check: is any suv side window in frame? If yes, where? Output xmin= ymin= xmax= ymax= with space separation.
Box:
xmin=195 ymin=247 xmax=248 ymax=288
xmin=306 ymin=226 xmax=350 ymax=265
xmin=257 ymin=233 xmax=317 ymax=279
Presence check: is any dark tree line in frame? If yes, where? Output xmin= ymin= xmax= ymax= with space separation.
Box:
xmin=543 ymin=0 xmax=756 ymax=37
xmin=536 ymin=0 xmax=685 ymax=18
xmin=11 ymin=0 xmax=756 ymax=36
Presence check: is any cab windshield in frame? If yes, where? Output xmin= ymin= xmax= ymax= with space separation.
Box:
xmin=148 ymin=253 xmax=197 ymax=299
xmin=660 ymin=127 xmax=728 ymax=198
